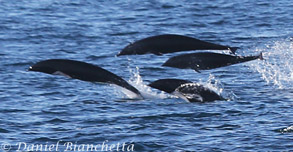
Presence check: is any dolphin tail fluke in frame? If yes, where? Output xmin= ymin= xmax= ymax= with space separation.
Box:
xmin=259 ymin=52 xmax=264 ymax=60
xmin=194 ymin=69 xmax=201 ymax=73
xmin=153 ymin=51 xmax=163 ymax=56
xmin=116 ymin=52 xmax=123 ymax=56
xmin=229 ymin=47 xmax=239 ymax=54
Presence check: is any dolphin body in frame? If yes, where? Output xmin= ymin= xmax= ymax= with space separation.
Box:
xmin=117 ymin=34 xmax=238 ymax=56
xmin=149 ymin=79 xmax=224 ymax=102
xmin=28 ymin=59 xmax=142 ymax=98
xmin=163 ymin=52 xmax=263 ymax=72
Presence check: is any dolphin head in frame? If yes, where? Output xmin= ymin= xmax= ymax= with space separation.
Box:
xmin=117 ymin=43 xmax=136 ymax=56
xmin=162 ymin=56 xmax=182 ymax=68
xmin=28 ymin=61 xmax=57 ymax=74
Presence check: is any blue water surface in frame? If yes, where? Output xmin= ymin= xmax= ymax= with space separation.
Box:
xmin=0 ymin=0 xmax=292 ymax=151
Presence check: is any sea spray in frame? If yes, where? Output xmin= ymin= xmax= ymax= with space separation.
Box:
xmin=201 ymin=74 xmax=237 ymax=101
xmin=250 ymin=38 xmax=293 ymax=89
xmin=128 ymin=66 xmax=172 ymax=99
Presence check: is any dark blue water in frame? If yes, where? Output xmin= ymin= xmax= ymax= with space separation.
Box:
xmin=1 ymin=0 xmax=292 ymax=151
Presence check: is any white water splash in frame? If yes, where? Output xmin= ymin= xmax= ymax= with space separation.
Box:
xmin=113 ymin=67 xmax=234 ymax=101
xmin=200 ymin=74 xmax=237 ymax=101
xmin=111 ymin=84 xmax=143 ymax=99
xmin=128 ymin=66 xmax=171 ymax=99
xmin=250 ymin=39 xmax=293 ymax=89
xmin=204 ymin=74 xmax=224 ymax=94
xmin=280 ymin=125 xmax=293 ymax=133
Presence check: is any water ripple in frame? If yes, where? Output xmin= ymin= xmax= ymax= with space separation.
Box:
xmin=1 ymin=0 xmax=293 ymax=151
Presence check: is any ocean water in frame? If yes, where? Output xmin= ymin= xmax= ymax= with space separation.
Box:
xmin=0 ymin=0 xmax=292 ymax=151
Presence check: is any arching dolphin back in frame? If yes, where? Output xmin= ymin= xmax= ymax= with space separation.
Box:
xmin=28 ymin=59 xmax=142 ymax=98
xmin=117 ymin=34 xmax=238 ymax=56
xmin=163 ymin=52 xmax=263 ymax=72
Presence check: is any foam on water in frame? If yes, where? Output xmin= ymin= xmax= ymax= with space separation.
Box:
xmin=250 ymin=38 xmax=293 ymax=89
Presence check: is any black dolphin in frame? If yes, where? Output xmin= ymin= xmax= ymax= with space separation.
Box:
xmin=149 ymin=79 xmax=224 ymax=102
xmin=28 ymin=59 xmax=142 ymax=98
xmin=117 ymin=34 xmax=238 ymax=56
xmin=148 ymin=79 xmax=192 ymax=93
xmin=163 ymin=52 xmax=263 ymax=72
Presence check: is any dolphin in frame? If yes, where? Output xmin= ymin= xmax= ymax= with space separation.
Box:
xmin=149 ymin=79 xmax=224 ymax=102
xmin=28 ymin=59 xmax=142 ymax=98
xmin=163 ymin=52 xmax=263 ymax=72
xmin=117 ymin=34 xmax=238 ymax=56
